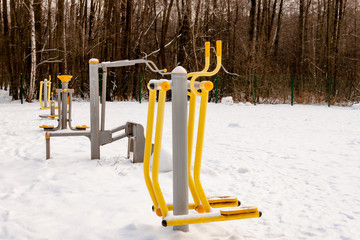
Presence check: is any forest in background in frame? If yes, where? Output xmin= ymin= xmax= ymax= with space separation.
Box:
xmin=0 ymin=0 xmax=359 ymax=104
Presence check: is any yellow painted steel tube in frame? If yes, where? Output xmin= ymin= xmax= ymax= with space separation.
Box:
xmin=39 ymin=82 xmax=44 ymax=108
xmin=163 ymin=210 xmax=261 ymax=227
xmin=187 ymin=92 xmax=202 ymax=210
xmin=185 ymin=41 xmax=211 ymax=211
xmin=47 ymin=81 xmax=51 ymax=105
xmin=187 ymin=42 xmax=210 ymax=78
xmin=155 ymin=200 xmax=239 ymax=214
xmin=190 ymin=41 xmax=222 ymax=96
xmin=152 ymin=90 xmax=169 ymax=218
xmin=194 ymin=90 xmax=212 ymax=212
xmin=143 ymin=90 xmax=159 ymax=210
xmin=153 ymin=203 xmax=198 ymax=213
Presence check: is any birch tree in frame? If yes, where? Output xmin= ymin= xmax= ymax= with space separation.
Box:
xmin=27 ymin=0 xmax=37 ymax=102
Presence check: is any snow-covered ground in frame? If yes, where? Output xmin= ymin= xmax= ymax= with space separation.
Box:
xmin=1 ymin=90 xmax=360 ymax=239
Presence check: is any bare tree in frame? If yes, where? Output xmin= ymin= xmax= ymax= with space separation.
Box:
xmin=27 ymin=0 xmax=37 ymax=102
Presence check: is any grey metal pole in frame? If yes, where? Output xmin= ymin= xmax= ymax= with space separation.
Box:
xmin=101 ymin=67 xmax=107 ymax=131
xmin=44 ymin=79 xmax=48 ymax=108
xmin=46 ymin=133 xmax=50 ymax=159
xmin=171 ymin=66 xmax=189 ymax=232
xmin=61 ymin=81 xmax=68 ymax=129
xmin=89 ymin=58 xmax=100 ymax=159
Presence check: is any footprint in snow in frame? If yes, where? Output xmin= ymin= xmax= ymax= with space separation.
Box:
xmin=238 ymin=167 xmax=249 ymax=173
xmin=228 ymin=123 xmax=241 ymax=128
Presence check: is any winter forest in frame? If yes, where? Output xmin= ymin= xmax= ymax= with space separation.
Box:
xmin=0 ymin=0 xmax=359 ymax=104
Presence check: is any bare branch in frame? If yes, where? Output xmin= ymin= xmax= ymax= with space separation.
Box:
xmin=36 ymin=59 xmax=63 ymax=68
xmin=143 ymin=34 xmax=181 ymax=59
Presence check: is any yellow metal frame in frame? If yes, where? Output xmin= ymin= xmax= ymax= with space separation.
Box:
xmin=143 ymin=40 xmax=261 ymax=227
xmin=143 ymin=84 xmax=171 ymax=218
xmin=163 ymin=208 xmax=261 ymax=227
xmin=151 ymin=90 xmax=168 ymax=218
xmin=39 ymin=76 xmax=52 ymax=109
xmin=143 ymin=89 xmax=159 ymax=211
xmin=187 ymin=42 xmax=211 ymax=211
xmin=190 ymin=41 xmax=222 ymax=97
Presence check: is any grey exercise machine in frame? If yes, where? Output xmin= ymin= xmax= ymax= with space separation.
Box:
xmin=40 ymin=75 xmax=87 ymax=130
xmin=45 ymin=58 xmax=167 ymax=163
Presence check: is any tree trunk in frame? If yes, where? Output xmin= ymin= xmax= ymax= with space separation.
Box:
xmin=27 ymin=0 xmax=37 ymax=102
xmin=56 ymin=0 xmax=65 ymax=74
xmin=159 ymin=0 xmax=175 ymax=67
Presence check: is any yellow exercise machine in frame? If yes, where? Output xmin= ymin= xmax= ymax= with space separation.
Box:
xmin=39 ymin=75 xmax=52 ymax=109
xmin=144 ymin=41 xmax=261 ymax=231
xmin=39 ymin=75 xmax=60 ymax=120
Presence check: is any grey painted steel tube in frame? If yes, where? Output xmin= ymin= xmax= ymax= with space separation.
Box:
xmin=68 ymin=92 xmax=79 ymax=131
xmin=48 ymin=131 xmax=90 ymax=137
xmin=48 ymin=93 xmax=62 ymax=131
xmin=90 ymin=59 xmax=100 ymax=159
xmin=111 ymin=125 xmax=126 ymax=133
xmin=68 ymin=92 xmax=74 ymax=130
xmin=46 ymin=136 xmax=50 ymax=159
xmin=61 ymin=82 xmax=68 ymax=129
xmin=101 ymin=68 xmax=107 ymax=131
xmin=44 ymin=80 xmax=48 ymax=108
xmin=171 ymin=67 xmax=189 ymax=232
xmin=112 ymin=132 xmax=128 ymax=142
xmin=50 ymin=101 xmax=55 ymax=116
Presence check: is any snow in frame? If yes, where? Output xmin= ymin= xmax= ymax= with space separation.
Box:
xmin=352 ymin=103 xmax=360 ymax=109
xmin=221 ymin=96 xmax=234 ymax=105
xmin=1 ymin=89 xmax=360 ymax=239
xmin=0 ymin=88 xmax=12 ymax=103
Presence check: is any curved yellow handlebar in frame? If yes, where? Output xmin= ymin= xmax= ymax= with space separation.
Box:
xmin=190 ymin=41 xmax=222 ymax=96
xmin=187 ymin=42 xmax=211 ymax=79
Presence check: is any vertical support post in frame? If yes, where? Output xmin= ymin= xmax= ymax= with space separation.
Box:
xmin=46 ymin=134 xmax=50 ymax=159
xmin=171 ymin=66 xmax=189 ymax=232
xmin=101 ymin=68 xmax=107 ymax=131
xmin=58 ymin=73 xmax=62 ymax=88
xmin=139 ymin=73 xmax=142 ymax=104
xmin=215 ymin=74 xmax=218 ymax=103
xmin=89 ymin=58 xmax=100 ymax=159
xmin=99 ymin=73 xmax=102 ymax=104
xmin=44 ymin=79 xmax=48 ymax=108
xmin=328 ymin=77 xmax=331 ymax=107
xmin=291 ymin=76 xmax=294 ymax=106
xmin=50 ymin=99 xmax=55 ymax=116
xmin=61 ymin=81 xmax=68 ymax=129
xmin=254 ymin=75 xmax=257 ymax=105
xmin=20 ymin=73 xmax=23 ymax=104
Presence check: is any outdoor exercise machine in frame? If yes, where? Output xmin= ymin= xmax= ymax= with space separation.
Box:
xmin=39 ymin=76 xmax=51 ymax=109
xmin=39 ymin=76 xmax=58 ymax=119
xmin=39 ymin=75 xmax=87 ymax=130
xmin=143 ymin=41 xmax=261 ymax=231
xmin=44 ymin=58 xmax=167 ymax=163
xmin=39 ymin=91 xmax=57 ymax=119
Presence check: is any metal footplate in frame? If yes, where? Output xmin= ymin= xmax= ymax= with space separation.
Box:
xmin=75 ymin=125 xmax=90 ymax=130
xmin=162 ymin=206 xmax=261 ymax=227
xmin=39 ymin=125 xmax=55 ymax=130
xmin=208 ymin=196 xmax=241 ymax=208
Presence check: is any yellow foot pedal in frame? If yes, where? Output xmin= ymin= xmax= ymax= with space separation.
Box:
xmin=76 ymin=125 xmax=90 ymax=130
xmin=208 ymin=196 xmax=240 ymax=208
xmin=39 ymin=125 xmax=54 ymax=130
xmin=220 ymin=206 xmax=258 ymax=216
